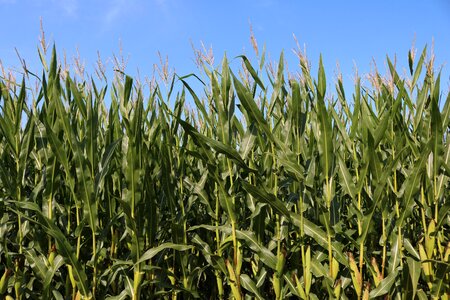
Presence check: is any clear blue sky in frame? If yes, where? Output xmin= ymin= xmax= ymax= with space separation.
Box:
xmin=1 ymin=0 xmax=449 ymax=94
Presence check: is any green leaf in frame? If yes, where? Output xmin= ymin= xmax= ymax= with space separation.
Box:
xmin=436 ymin=202 xmax=450 ymax=231
xmin=316 ymin=85 xmax=333 ymax=181
xmin=0 ymin=98 xmax=17 ymax=157
xmin=337 ymin=154 xmax=356 ymax=199
xmin=331 ymin=107 xmax=353 ymax=153
xmin=317 ymin=54 xmax=326 ymax=100
xmin=241 ymin=180 xmax=291 ymax=220
xmin=408 ymin=50 xmax=414 ymax=75
xmin=18 ymin=114 xmax=35 ymax=183
xmin=94 ymin=138 xmax=122 ymax=196
xmin=237 ymin=55 xmax=265 ymax=90
xmin=404 ymin=239 xmax=420 ymax=260
xmin=189 ymin=225 xmax=277 ymax=270
xmin=388 ymin=233 xmax=401 ymax=273
xmin=441 ymin=92 xmax=450 ymax=129
xmin=406 ymin=257 xmax=421 ymax=298
xmin=290 ymin=214 xmax=346 ymax=265
xmin=240 ymin=274 xmax=264 ymax=299
xmin=219 ymin=184 xmax=236 ymax=223
xmin=369 ymin=270 xmax=398 ymax=297
xmin=178 ymin=74 xmax=210 ymax=126
xmin=412 ymin=46 xmax=427 ymax=89
xmin=123 ymin=75 xmax=133 ymax=106
xmin=284 ymin=273 xmax=301 ymax=297
xmin=277 ymin=151 xmax=305 ymax=182
xmin=416 ymin=289 xmax=429 ymax=300
xmin=239 ymin=125 xmax=257 ymax=159
xmin=68 ymin=77 xmax=87 ymax=119
xmin=236 ymin=230 xmax=277 ymax=270
xmin=232 ymin=71 xmax=276 ymax=143
xmin=430 ymin=81 xmax=443 ymax=184
xmin=10 ymin=201 xmax=90 ymax=297
xmin=44 ymin=255 xmax=65 ymax=294
xmin=135 ymin=243 xmax=194 ymax=266
xmin=397 ymin=145 xmax=429 ymax=227
xmin=191 ymin=234 xmax=227 ymax=274
xmin=431 ymin=262 xmax=449 ymax=298
xmin=178 ymin=118 xmax=252 ymax=171
xmin=24 ymin=248 xmax=48 ymax=281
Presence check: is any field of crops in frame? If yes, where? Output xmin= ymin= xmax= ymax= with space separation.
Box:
xmin=0 ymin=44 xmax=449 ymax=299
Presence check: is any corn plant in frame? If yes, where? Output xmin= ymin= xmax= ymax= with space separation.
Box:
xmin=0 ymin=43 xmax=449 ymax=299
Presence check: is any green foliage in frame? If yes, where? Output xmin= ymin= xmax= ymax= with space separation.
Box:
xmin=0 ymin=45 xmax=449 ymax=300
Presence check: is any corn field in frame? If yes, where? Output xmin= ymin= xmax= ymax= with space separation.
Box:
xmin=0 ymin=44 xmax=449 ymax=300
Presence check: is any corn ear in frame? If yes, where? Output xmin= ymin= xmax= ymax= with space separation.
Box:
xmin=331 ymin=257 xmax=339 ymax=281
xmin=236 ymin=242 xmax=243 ymax=278
xmin=444 ymin=242 xmax=450 ymax=262
xmin=370 ymin=257 xmax=383 ymax=287
xmin=305 ymin=246 xmax=312 ymax=296
xmin=294 ymin=274 xmax=307 ymax=300
xmin=48 ymin=244 xmax=56 ymax=266
xmin=67 ymin=265 xmax=76 ymax=289
xmin=419 ymin=243 xmax=433 ymax=289
xmin=226 ymin=259 xmax=242 ymax=300
xmin=348 ymin=252 xmax=362 ymax=298
xmin=425 ymin=219 xmax=436 ymax=259
xmin=362 ymin=282 xmax=370 ymax=300
xmin=0 ymin=268 xmax=12 ymax=295
xmin=333 ymin=278 xmax=342 ymax=299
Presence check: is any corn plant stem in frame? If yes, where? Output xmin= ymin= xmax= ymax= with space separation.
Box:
xmin=47 ymin=199 xmax=52 ymax=249
xmin=352 ymin=144 xmax=364 ymax=276
xmin=325 ymin=176 xmax=334 ymax=279
xmin=64 ymin=202 xmax=72 ymax=295
xmin=226 ymin=157 xmax=241 ymax=292
xmin=111 ymin=229 xmax=118 ymax=294
xmin=133 ymin=270 xmax=143 ymax=300
xmin=433 ymin=176 xmax=438 ymax=222
xmin=216 ymin=77 xmax=240 ymax=291
xmin=75 ymin=206 xmax=81 ymax=299
xmin=110 ymin=228 xmax=115 ymax=258
xmin=215 ymin=184 xmax=224 ymax=298
xmin=133 ymin=264 xmax=141 ymax=299
xmin=392 ymin=147 xmax=403 ymax=268
xmin=420 ymin=187 xmax=427 ymax=229
xmin=130 ymin=157 xmax=141 ymax=300
xmin=357 ymin=192 xmax=364 ymax=275
xmin=14 ymin=260 xmax=21 ymax=300
xmin=381 ymin=216 xmax=386 ymax=278
xmin=92 ymin=229 xmax=97 ymax=297
xmin=48 ymin=158 xmax=56 ymax=251
xmin=215 ymin=273 xmax=224 ymax=299
xmin=179 ymin=178 xmax=189 ymax=290
xmin=327 ymin=224 xmax=333 ymax=278
xmin=167 ymin=193 xmax=178 ymax=297
xmin=230 ymin=220 xmax=238 ymax=268
xmin=14 ymin=202 xmax=23 ymax=300
xmin=15 ymin=171 xmax=23 ymax=300
xmin=15 ymin=155 xmax=23 ymax=255
xmin=89 ymin=141 xmax=98 ymax=298
xmin=17 ymin=206 xmax=23 ymax=255
xmin=13 ymin=121 xmax=22 ymax=300
xmin=298 ymin=187 xmax=306 ymax=275
xmin=295 ymin=130 xmax=308 ymax=298
xmin=75 ymin=207 xmax=81 ymax=259
xmin=299 ymin=201 xmax=308 ymax=299
xmin=270 ymin=141 xmax=284 ymax=299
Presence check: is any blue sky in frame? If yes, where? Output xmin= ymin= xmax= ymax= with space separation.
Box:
xmin=1 ymin=0 xmax=449 ymax=94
